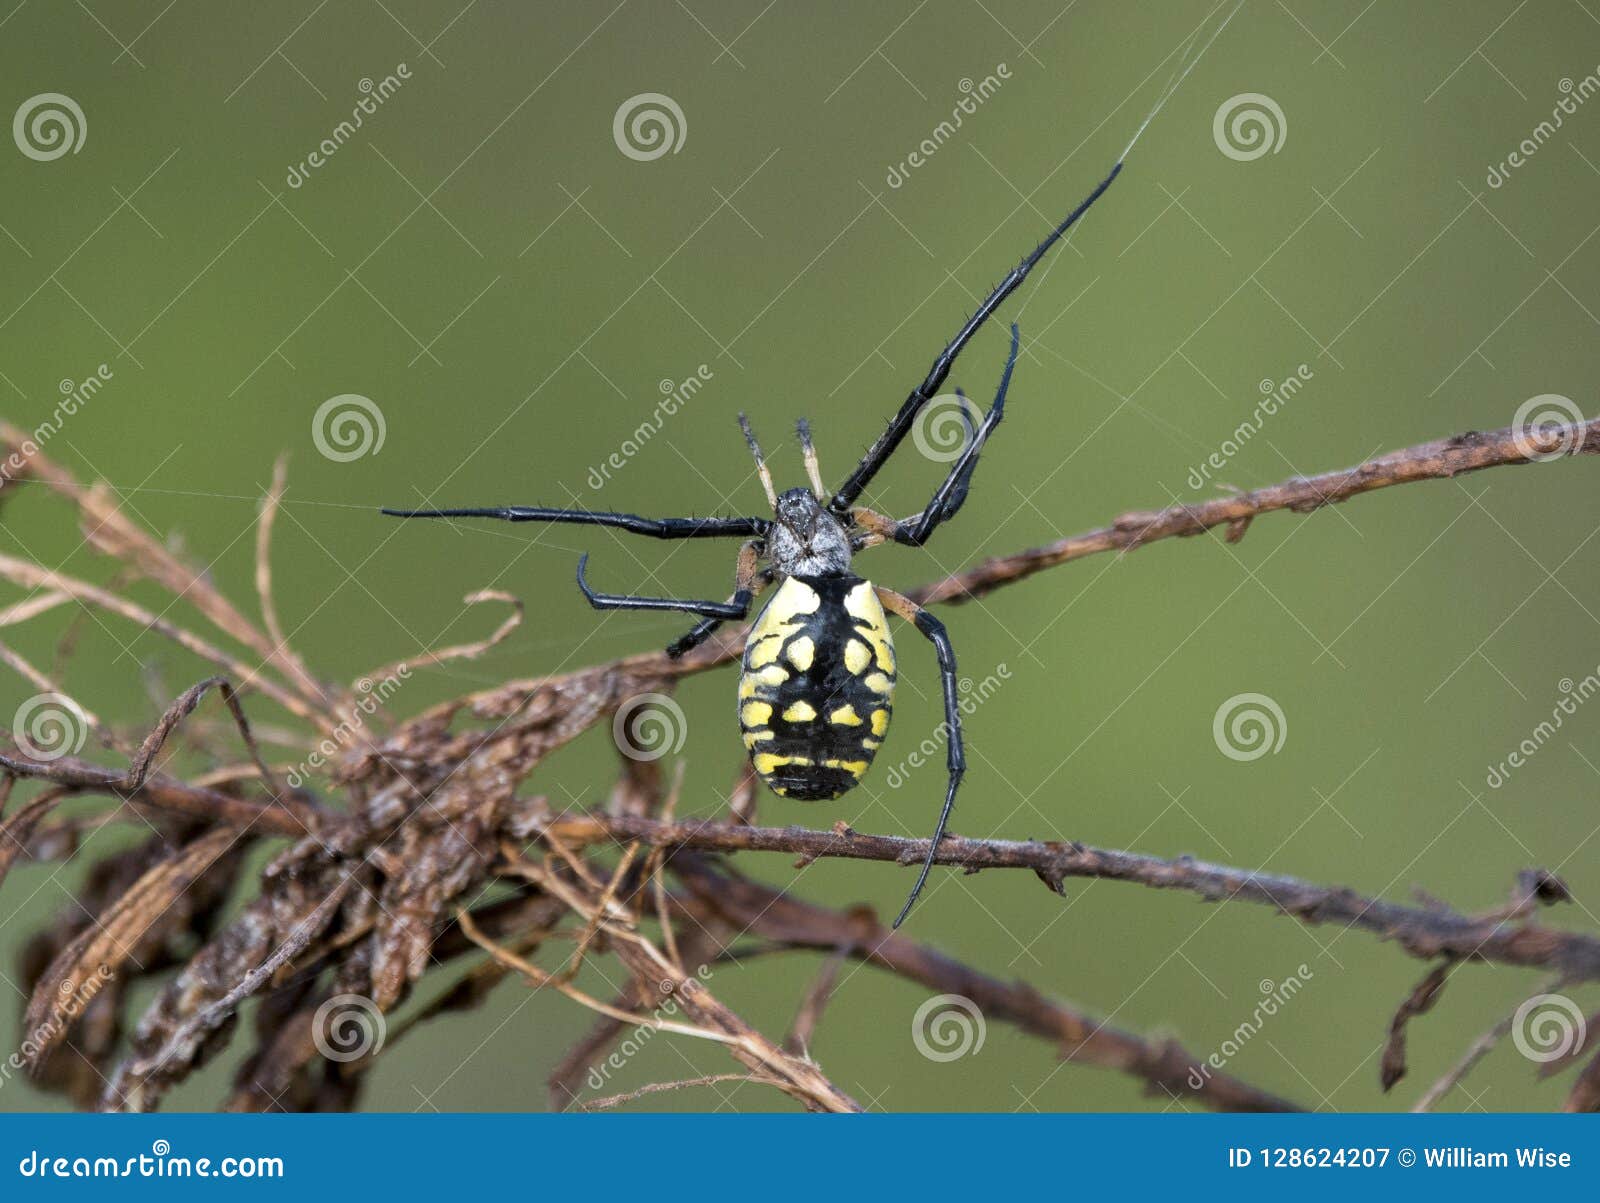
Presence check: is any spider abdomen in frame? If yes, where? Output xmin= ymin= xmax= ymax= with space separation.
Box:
xmin=738 ymin=574 xmax=896 ymax=801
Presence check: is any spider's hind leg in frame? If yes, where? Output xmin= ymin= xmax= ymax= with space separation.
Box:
xmin=874 ymin=586 xmax=964 ymax=929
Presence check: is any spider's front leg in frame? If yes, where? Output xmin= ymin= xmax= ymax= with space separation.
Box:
xmin=622 ymin=540 xmax=768 ymax=659
xmin=875 ymin=586 xmax=964 ymax=928
xmin=854 ymin=324 xmax=1020 ymax=550
xmin=662 ymin=542 xmax=771 ymax=660
xmin=576 ymin=541 xmax=762 ymax=626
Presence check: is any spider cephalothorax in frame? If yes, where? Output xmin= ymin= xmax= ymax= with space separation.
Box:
xmin=768 ymin=487 xmax=851 ymax=577
xmin=384 ymin=83 xmax=1183 ymax=922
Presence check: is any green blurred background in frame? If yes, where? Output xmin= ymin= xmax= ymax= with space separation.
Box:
xmin=3 ymin=0 xmax=1599 ymax=1112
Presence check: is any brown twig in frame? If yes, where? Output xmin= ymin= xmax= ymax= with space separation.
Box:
xmin=1412 ymin=976 xmax=1569 ymax=1113
xmin=520 ymin=810 xmax=1600 ymax=980
xmin=909 ymin=417 xmax=1600 ymax=604
xmin=578 ymin=1072 xmax=784 ymax=1111
xmin=1 ymin=676 xmax=326 ymax=838
xmin=673 ymin=856 xmax=1301 ymax=1111
xmin=1381 ymin=960 xmax=1456 ymax=1091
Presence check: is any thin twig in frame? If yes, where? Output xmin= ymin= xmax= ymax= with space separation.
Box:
xmin=672 ymin=855 xmax=1300 ymax=1111
xmin=910 ymin=417 xmax=1600 ymax=605
xmin=521 ymin=810 xmax=1600 ymax=981
xmin=578 ymin=1072 xmax=785 ymax=1111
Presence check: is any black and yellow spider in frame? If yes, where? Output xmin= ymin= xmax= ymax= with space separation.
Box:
xmin=382 ymin=153 xmax=1125 ymax=927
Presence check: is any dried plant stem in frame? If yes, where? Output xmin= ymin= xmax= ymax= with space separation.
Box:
xmin=910 ymin=418 xmax=1600 ymax=604
xmin=578 ymin=1073 xmax=785 ymax=1111
xmin=526 ymin=811 xmax=1598 ymax=980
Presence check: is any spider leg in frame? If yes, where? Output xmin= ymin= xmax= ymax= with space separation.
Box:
xmin=882 ymin=323 xmax=1020 ymax=548
xmin=827 ymin=162 xmax=1122 ymax=515
xmin=665 ymin=546 xmax=771 ymax=660
xmin=382 ymin=505 xmax=769 ymax=540
xmin=875 ymin=587 xmax=964 ymax=929
xmin=576 ymin=553 xmax=754 ymax=621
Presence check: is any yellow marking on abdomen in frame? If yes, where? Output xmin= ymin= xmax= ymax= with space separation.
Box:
xmin=822 ymin=759 xmax=870 ymax=776
xmin=785 ymin=635 xmax=815 ymax=671
xmin=782 ymin=701 xmax=817 ymax=723
xmin=845 ymin=582 xmax=896 ymax=672
xmin=870 ymin=709 xmax=889 ymax=737
xmin=753 ymin=751 xmax=812 ymax=777
xmin=829 ymin=704 xmax=862 ymax=726
xmin=747 ymin=635 xmax=783 ymax=668
xmin=844 ymin=638 xmax=871 ymax=674
xmin=741 ymin=701 xmax=772 ymax=728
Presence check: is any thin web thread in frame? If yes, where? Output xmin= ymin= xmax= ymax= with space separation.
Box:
xmin=1120 ymin=0 xmax=1247 ymax=162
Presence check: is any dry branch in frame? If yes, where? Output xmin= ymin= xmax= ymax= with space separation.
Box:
xmin=672 ymin=855 xmax=1302 ymax=1111
xmin=910 ymin=417 xmax=1600 ymax=604
xmin=519 ymin=811 xmax=1598 ymax=980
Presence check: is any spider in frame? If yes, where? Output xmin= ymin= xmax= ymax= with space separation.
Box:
xmin=382 ymin=4 xmax=1238 ymax=926
xmin=381 ymin=150 xmax=1129 ymax=928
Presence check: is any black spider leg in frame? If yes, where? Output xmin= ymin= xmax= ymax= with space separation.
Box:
xmin=876 ymin=588 xmax=964 ymax=929
xmin=828 ymin=160 xmax=1123 ymax=516
xmin=665 ymin=547 xmax=773 ymax=660
xmin=576 ymin=553 xmax=755 ymax=621
xmin=667 ymin=610 xmax=736 ymax=661
xmin=889 ymin=322 xmax=1020 ymax=547
xmin=381 ymin=505 xmax=769 ymax=540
